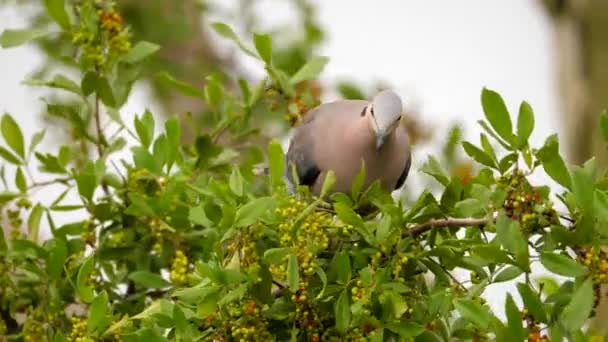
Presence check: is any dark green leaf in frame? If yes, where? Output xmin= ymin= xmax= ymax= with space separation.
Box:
xmin=481 ymin=88 xmax=514 ymax=146
xmin=0 ymin=29 xmax=48 ymax=48
xmin=559 ymin=277 xmax=594 ymax=332
xmin=335 ymin=290 xmax=350 ymax=335
xmin=493 ymin=266 xmax=523 ymax=282
xmin=88 ymin=291 xmax=108 ymax=334
xmin=462 ymin=141 xmax=496 ymax=168
xmin=43 ymin=0 xmax=70 ymax=29
xmin=471 ymin=245 xmax=511 ymax=264
xmin=253 ymin=33 xmax=272 ymax=63
xmin=287 ymin=254 xmax=299 ymax=292
xmin=128 ymin=271 xmax=170 ymax=289
xmin=96 ymin=76 xmax=116 ymax=107
xmin=123 ymin=41 xmax=160 ymax=64
xmin=1 ymin=113 xmax=25 ymax=158
xmin=517 ymin=283 xmax=547 ymax=323
xmin=540 ymin=252 xmax=588 ymax=277
xmin=505 ymin=294 xmax=526 ymax=341
xmin=517 ymin=101 xmax=534 ymax=148
xmin=81 ymin=71 xmax=97 ymax=96
xmin=335 ymin=251 xmax=351 ymax=284
xmin=289 ymin=56 xmax=329 ymax=85
xmin=234 ymin=197 xmax=276 ymax=227
xmin=47 ymin=238 xmax=67 ymax=280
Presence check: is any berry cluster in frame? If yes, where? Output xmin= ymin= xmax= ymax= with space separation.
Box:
xmin=497 ymin=171 xmax=557 ymax=233
xmin=522 ymin=309 xmax=549 ymax=342
xmin=216 ymin=301 xmax=271 ymax=342
xmin=579 ymin=246 xmax=608 ymax=314
xmin=170 ymin=249 xmax=191 ymax=286
xmin=272 ymin=198 xmax=330 ymax=284
xmin=71 ymin=1 xmax=131 ymax=68
xmin=69 ymin=316 xmax=88 ymax=342
xmin=22 ymin=318 xmax=45 ymax=342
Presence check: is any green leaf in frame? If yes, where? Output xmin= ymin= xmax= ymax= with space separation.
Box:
xmin=24 ymin=74 xmax=81 ymax=95
xmin=47 ymin=238 xmax=67 ymax=280
xmin=88 ymin=290 xmax=108 ymax=334
xmin=517 ymin=101 xmax=534 ymax=148
xmin=481 ymin=87 xmax=514 ymax=146
xmin=43 ymin=0 xmax=70 ymax=29
xmin=320 ymin=170 xmax=336 ymax=198
xmin=480 ymin=133 xmax=497 ymax=163
xmin=421 ymin=155 xmax=450 ymax=186
xmin=471 ymin=245 xmax=511 ymax=264
xmin=188 ymin=205 xmax=213 ymax=228
xmin=495 ymin=214 xmax=529 ymax=271
xmin=134 ymin=110 xmax=155 ymax=148
xmin=157 ymin=72 xmax=204 ymax=98
xmin=77 ymin=255 xmax=95 ymax=303
xmin=253 ymin=33 xmax=272 ymax=63
xmin=334 ymin=202 xmax=375 ymax=244
xmin=453 ymin=198 xmax=484 ymax=218
xmin=123 ymin=41 xmax=160 ymax=64
xmin=172 ymin=305 xmax=188 ymax=338
xmin=0 ymin=146 xmax=21 ymax=164
xmin=0 ymin=29 xmax=48 ymax=48
xmin=454 ymin=298 xmax=492 ymax=329
xmin=571 ymin=165 xmax=595 ymax=216
xmin=540 ymin=252 xmax=588 ymax=277
xmin=287 ymin=254 xmax=299 ymax=292
xmin=335 ymin=290 xmax=350 ymax=335
xmin=268 ymin=139 xmax=285 ymax=189
xmin=28 ymin=204 xmax=44 ymax=243
xmin=1 ymin=113 xmax=25 ymax=158
xmin=229 ymin=167 xmax=244 ymax=197
xmin=537 ymin=134 xmax=571 ymax=189
xmin=335 ymin=251 xmax=351 ymax=284
xmin=15 ymin=167 xmax=26 ymax=193
xmin=351 ymin=160 xmax=367 ymax=200
xmin=96 ymin=76 xmax=116 ymax=107
xmin=462 ymin=141 xmax=496 ymax=168
xmin=210 ymin=22 xmax=258 ymax=58
xmin=517 ymin=283 xmax=547 ymax=323
xmin=385 ymin=322 xmax=425 ymax=339
xmin=128 ymin=271 xmax=170 ymax=289
xmin=600 ymin=110 xmax=608 ymax=143
xmin=204 ymin=75 xmax=224 ymax=108
xmin=28 ymin=129 xmax=45 ymax=156
xmin=289 ymin=56 xmax=329 ymax=85
xmin=559 ymin=277 xmax=594 ymax=332
xmin=263 ymin=247 xmax=294 ymax=264
xmin=505 ymin=294 xmax=526 ymax=341
xmin=493 ymin=266 xmax=523 ymax=282
xmin=234 ymin=197 xmax=276 ymax=227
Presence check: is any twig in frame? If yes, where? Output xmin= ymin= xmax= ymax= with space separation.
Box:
xmin=28 ymin=177 xmax=71 ymax=190
xmin=407 ymin=217 xmax=488 ymax=237
xmin=94 ymin=92 xmax=104 ymax=159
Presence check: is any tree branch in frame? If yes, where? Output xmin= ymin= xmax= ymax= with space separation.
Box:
xmin=407 ymin=217 xmax=488 ymax=237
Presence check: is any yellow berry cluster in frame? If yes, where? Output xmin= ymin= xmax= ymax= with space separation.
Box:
xmin=581 ymin=246 xmax=608 ymax=285
xmin=69 ymin=316 xmax=88 ymax=342
xmin=22 ymin=319 xmax=45 ymax=342
xmin=218 ymin=301 xmax=272 ymax=342
xmin=108 ymin=231 xmax=127 ymax=247
xmin=6 ymin=209 xmax=23 ymax=239
xmin=80 ymin=221 xmax=96 ymax=246
xmin=391 ymin=254 xmax=409 ymax=282
xmin=149 ymin=218 xmax=163 ymax=254
xmin=170 ymin=249 xmax=190 ymax=286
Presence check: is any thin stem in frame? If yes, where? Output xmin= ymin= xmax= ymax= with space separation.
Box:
xmin=407 ymin=217 xmax=488 ymax=237
xmin=27 ymin=177 xmax=71 ymax=190
xmin=94 ymin=92 xmax=104 ymax=158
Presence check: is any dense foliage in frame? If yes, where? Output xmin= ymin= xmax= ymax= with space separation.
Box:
xmin=1 ymin=1 xmax=608 ymax=341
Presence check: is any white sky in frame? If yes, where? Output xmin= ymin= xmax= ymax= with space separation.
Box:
xmin=0 ymin=1 xmax=567 ymax=322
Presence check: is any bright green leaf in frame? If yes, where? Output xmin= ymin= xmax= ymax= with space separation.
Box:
xmin=15 ymin=167 xmax=26 ymax=193
xmin=43 ymin=0 xmax=71 ymax=29
xmin=493 ymin=266 xmax=523 ymax=282
xmin=210 ymin=22 xmax=258 ymax=58
xmin=289 ymin=56 xmax=329 ymax=85
xmin=128 ymin=271 xmax=170 ymax=289
xmin=157 ymin=72 xmax=204 ymax=98
xmin=287 ymin=254 xmax=299 ymax=292
xmin=253 ymin=33 xmax=272 ymax=63
xmin=481 ymin=87 xmax=514 ymax=146
xmin=88 ymin=290 xmax=108 ymax=334
xmin=537 ymin=134 xmax=571 ymax=189
xmin=571 ymin=165 xmax=595 ymax=216
xmin=517 ymin=101 xmax=534 ymax=148
xmin=540 ymin=252 xmax=588 ymax=277
xmin=27 ymin=204 xmax=43 ymax=243
xmin=0 ymin=146 xmax=21 ymax=164
xmin=47 ymin=238 xmax=67 ymax=280
xmin=123 ymin=41 xmax=160 ymax=64
xmin=495 ymin=214 xmax=529 ymax=271
xmin=77 ymin=255 xmax=95 ymax=303
xmin=421 ymin=155 xmax=450 ymax=186
xmin=559 ymin=277 xmax=594 ymax=332
xmin=0 ymin=29 xmax=49 ymax=48
xmin=229 ymin=167 xmax=244 ymax=197
xmin=462 ymin=141 xmax=496 ymax=168
xmin=234 ymin=197 xmax=276 ymax=227
xmin=385 ymin=322 xmax=425 ymax=339
xmin=454 ymin=298 xmax=492 ymax=329
xmin=505 ymin=294 xmax=526 ymax=341
xmin=1 ymin=113 xmax=25 ymax=158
